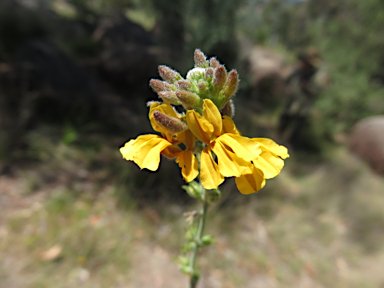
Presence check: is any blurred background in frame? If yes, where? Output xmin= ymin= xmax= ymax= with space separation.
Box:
xmin=1 ymin=0 xmax=384 ymax=287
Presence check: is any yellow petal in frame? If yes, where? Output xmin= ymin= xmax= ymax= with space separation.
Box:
xmin=222 ymin=116 xmax=241 ymax=135
xmin=202 ymin=99 xmax=222 ymax=137
xmin=253 ymin=138 xmax=289 ymax=159
xmin=186 ymin=110 xmax=213 ymax=144
xmin=162 ymin=145 xmax=183 ymax=158
xmin=253 ymin=151 xmax=285 ymax=179
xmin=176 ymin=129 xmax=196 ymax=150
xmin=120 ymin=134 xmax=172 ymax=171
xmin=120 ymin=134 xmax=157 ymax=161
xmin=176 ymin=151 xmax=199 ymax=182
xmin=200 ymin=146 xmax=224 ymax=190
xmin=235 ymin=166 xmax=266 ymax=194
xmin=211 ymin=140 xmax=250 ymax=177
xmin=217 ymin=134 xmax=261 ymax=162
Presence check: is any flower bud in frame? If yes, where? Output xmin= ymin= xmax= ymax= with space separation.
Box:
xmin=158 ymin=65 xmax=182 ymax=84
xmin=221 ymin=100 xmax=235 ymax=118
xmin=182 ymin=181 xmax=204 ymax=201
xmin=146 ymin=100 xmax=161 ymax=107
xmin=176 ymin=91 xmax=202 ymax=110
xmin=198 ymin=81 xmax=207 ymax=92
xmin=175 ymin=80 xmax=192 ymax=90
xmin=194 ymin=49 xmax=208 ymax=68
xmin=150 ymin=79 xmax=173 ymax=92
xmin=152 ymin=110 xmax=188 ymax=134
xmin=158 ymin=91 xmax=182 ymax=105
xmin=205 ymin=68 xmax=214 ymax=79
xmin=210 ymin=57 xmax=219 ymax=68
xmin=213 ymin=65 xmax=227 ymax=90
xmin=221 ymin=70 xmax=238 ymax=99
xmin=207 ymin=189 xmax=221 ymax=203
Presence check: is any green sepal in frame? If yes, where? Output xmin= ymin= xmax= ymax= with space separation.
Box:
xmin=182 ymin=181 xmax=204 ymax=201
xmin=207 ymin=188 xmax=222 ymax=203
xmin=201 ymin=234 xmax=216 ymax=246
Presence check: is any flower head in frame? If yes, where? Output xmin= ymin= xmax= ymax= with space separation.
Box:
xmin=120 ymin=49 xmax=288 ymax=194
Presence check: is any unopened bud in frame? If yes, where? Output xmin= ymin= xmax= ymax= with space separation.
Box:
xmin=194 ymin=49 xmax=208 ymax=68
xmin=213 ymin=65 xmax=227 ymax=90
xmin=175 ymin=80 xmax=192 ymax=90
xmin=176 ymin=91 xmax=202 ymax=109
xmin=210 ymin=57 xmax=219 ymax=68
xmin=158 ymin=91 xmax=181 ymax=105
xmin=221 ymin=100 xmax=235 ymax=118
xmin=153 ymin=110 xmax=188 ymax=134
xmin=207 ymin=188 xmax=221 ymax=203
xmin=146 ymin=100 xmax=161 ymax=107
xmin=221 ymin=70 xmax=238 ymax=99
xmin=158 ymin=65 xmax=182 ymax=84
xmin=205 ymin=68 xmax=214 ymax=79
xmin=150 ymin=79 xmax=173 ymax=92
xmin=198 ymin=81 xmax=207 ymax=92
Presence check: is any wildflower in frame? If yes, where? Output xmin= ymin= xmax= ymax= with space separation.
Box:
xmin=120 ymin=48 xmax=288 ymax=195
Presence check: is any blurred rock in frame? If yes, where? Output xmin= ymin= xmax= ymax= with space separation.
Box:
xmin=349 ymin=116 xmax=384 ymax=175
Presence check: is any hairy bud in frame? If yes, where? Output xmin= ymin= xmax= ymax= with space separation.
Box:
xmin=150 ymin=79 xmax=173 ymax=92
xmin=153 ymin=111 xmax=188 ymax=134
xmin=175 ymin=80 xmax=192 ymax=91
xmin=210 ymin=57 xmax=219 ymax=68
xmin=158 ymin=91 xmax=181 ymax=105
xmin=213 ymin=65 xmax=227 ymax=90
xmin=176 ymin=91 xmax=202 ymax=110
xmin=194 ymin=49 xmax=208 ymax=68
xmin=198 ymin=81 xmax=207 ymax=92
xmin=221 ymin=70 xmax=239 ymax=99
xmin=158 ymin=65 xmax=182 ymax=84
xmin=221 ymin=100 xmax=235 ymax=118
xmin=205 ymin=68 xmax=214 ymax=79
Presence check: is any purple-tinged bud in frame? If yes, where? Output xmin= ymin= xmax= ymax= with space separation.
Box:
xmin=198 ymin=81 xmax=207 ymax=92
xmin=205 ymin=68 xmax=214 ymax=79
xmin=213 ymin=65 xmax=227 ymax=90
xmin=175 ymin=80 xmax=191 ymax=91
xmin=150 ymin=79 xmax=173 ymax=92
xmin=221 ymin=70 xmax=239 ymax=99
xmin=158 ymin=65 xmax=182 ymax=84
xmin=176 ymin=91 xmax=202 ymax=110
xmin=158 ymin=91 xmax=181 ymax=105
xmin=147 ymin=100 xmax=161 ymax=107
xmin=221 ymin=100 xmax=235 ymax=118
xmin=210 ymin=57 xmax=220 ymax=68
xmin=153 ymin=110 xmax=188 ymax=134
xmin=194 ymin=49 xmax=208 ymax=68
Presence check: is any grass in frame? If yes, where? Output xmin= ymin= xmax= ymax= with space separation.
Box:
xmin=1 ymin=125 xmax=384 ymax=288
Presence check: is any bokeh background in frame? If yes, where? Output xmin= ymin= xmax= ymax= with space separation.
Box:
xmin=1 ymin=0 xmax=384 ymax=287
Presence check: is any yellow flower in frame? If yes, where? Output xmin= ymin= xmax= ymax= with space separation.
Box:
xmin=120 ymin=103 xmax=199 ymax=182
xmin=186 ymin=99 xmax=289 ymax=194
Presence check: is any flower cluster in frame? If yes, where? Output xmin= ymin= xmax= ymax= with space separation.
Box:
xmin=120 ymin=49 xmax=289 ymax=194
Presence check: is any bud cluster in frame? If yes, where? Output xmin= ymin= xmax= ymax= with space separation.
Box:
xmin=149 ymin=49 xmax=239 ymax=115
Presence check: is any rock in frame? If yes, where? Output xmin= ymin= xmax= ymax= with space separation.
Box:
xmin=349 ymin=116 xmax=384 ymax=175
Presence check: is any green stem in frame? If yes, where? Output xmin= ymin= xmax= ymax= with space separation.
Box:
xmin=189 ymin=187 xmax=209 ymax=288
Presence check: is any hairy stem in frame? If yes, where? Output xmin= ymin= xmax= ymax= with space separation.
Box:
xmin=189 ymin=187 xmax=209 ymax=288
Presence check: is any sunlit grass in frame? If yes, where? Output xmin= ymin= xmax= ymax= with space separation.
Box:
xmin=1 ymin=127 xmax=384 ymax=287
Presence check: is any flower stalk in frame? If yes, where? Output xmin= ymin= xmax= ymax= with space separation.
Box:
xmin=188 ymin=186 xmax=209 ymax=288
